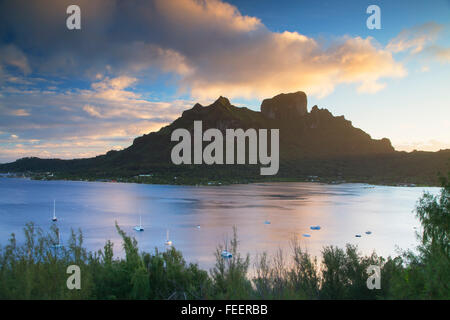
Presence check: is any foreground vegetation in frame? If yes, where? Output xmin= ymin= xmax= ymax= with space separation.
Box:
xmin=0 ymin=174 xmax=448 ymax=300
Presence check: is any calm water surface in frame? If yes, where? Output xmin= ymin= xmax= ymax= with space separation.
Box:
xmin=0 ymin=178 xmax=440 ymax=269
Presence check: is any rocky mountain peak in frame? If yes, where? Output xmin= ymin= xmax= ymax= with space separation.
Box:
xmin=211 ymin=96 xmax=231 ymax=108
xmin=261 ymin=91 xmax=307 ymax=120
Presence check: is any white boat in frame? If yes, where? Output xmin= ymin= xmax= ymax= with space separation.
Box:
xmin=165 ymin=229 xmax=172 ymax=246
xmin=196 ymin=225 xmax=201 ymax=229
xmin=221 ymin=250 xmax=232 ymax=258
xmin=52 ymin=200 xmax=58 ymax=222
xmin=134 ymin=215 xmax=144 ymax=232
xmin=221 ymin=241 xmax=233 ymax=258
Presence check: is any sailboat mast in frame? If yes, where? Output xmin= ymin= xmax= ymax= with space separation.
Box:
xmin=53 ymin=200 xmax=56 ymax=219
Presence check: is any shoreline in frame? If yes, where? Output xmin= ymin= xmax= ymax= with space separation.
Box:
xmin=0 ymin=174 xmax=438 ymax=188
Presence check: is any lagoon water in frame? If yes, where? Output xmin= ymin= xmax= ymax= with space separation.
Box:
xmin=0 ymin=178 xmax=440 ymax=270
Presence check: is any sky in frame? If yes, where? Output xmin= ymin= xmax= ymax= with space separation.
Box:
xmin=0 ymin=0 xmax=449 ymax=163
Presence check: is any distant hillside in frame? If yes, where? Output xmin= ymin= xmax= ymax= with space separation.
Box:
xmin=1 ymin=92 xmax=449 ymax=185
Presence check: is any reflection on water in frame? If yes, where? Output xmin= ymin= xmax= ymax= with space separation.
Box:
xmin=0 ymin=178 xmax=440 ymax=270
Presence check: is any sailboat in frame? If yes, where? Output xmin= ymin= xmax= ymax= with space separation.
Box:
xmin=52 ymin=230 xmax=62 ymax=248
xmin=165 ymin=229 xmax=172 ymax=246
xmin=51 ymin=200 xmax=57 ymax=222
xmin=134 ymin=215 xmax=144 ymax=231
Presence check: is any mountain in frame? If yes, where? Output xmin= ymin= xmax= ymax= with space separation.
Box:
xmin=1 ymin=92 xmax=449 ymax=185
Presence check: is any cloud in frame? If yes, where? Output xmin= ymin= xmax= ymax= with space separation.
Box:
xmin=92 ymin=76 xmax=137 ymax=91
xmin=0 ymin=45 xmax=31 ymax=75
xmin=387 ymin=22 xmax=450 ymax=63
xmin=0 ymin=140 xmax=116 ymax=162
xmin=394 ymin=139 xmax=450 ymax=152
xmin=423 ymin=45 xmax=450 ymax=63
xmin=387 ymin=22 xmax=442 ymax=53
xmin=0 ymin=0 xmax=406 ymax=100
xmin=10 ymin=109 xmax=30 ymax=116
xmin=82 ymin=104 xmax=103 ymax=118
xmin=0 ymin=76 xmax=193 ymax=162
xmin=183 ymin=33 xmax=405 ymax=98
